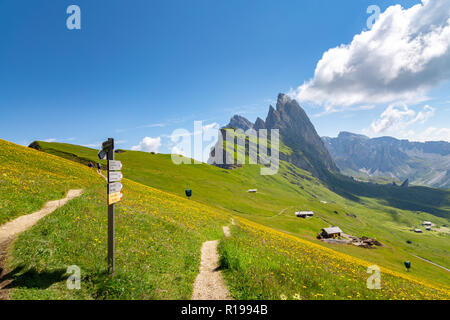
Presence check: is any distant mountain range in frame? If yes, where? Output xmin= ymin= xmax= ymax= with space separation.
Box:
xmin=322 ymin=132 xmax=450 ymax=189
xmin=219 ymin=94 xmax=450 ymax=189
xmin=208 ymin=93 xmax=450 ymax=217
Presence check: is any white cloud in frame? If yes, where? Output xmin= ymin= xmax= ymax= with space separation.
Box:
xmin=83 ymin=143 xmax=101 ymax=148
xmin=116 ymin=123 xmax=166 ymax=133
xmin=364 ymin=103 xmax=450 ymax=141
xmin=131 ymin=136 xmax=161 ymax=153
xmin=43 ymin=137 xmax=76 ymax=143
xmin=292 ymin=0 xmax=450 ymax=111
xmin=369 ymin=104 xmax=434 ymax=134
xmin=202 ymin=122 xmax=220 ymax=133
xmin=312 ymin=104 xmax=375 ymax=117
xmin=413 ymin=127 xmax=450 ymax=141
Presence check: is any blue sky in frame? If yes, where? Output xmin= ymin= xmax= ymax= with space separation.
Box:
xmin=1 ymin=0 xmax=449 ymax=155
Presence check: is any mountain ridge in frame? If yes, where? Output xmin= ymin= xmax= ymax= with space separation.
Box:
xmin=322 ymin=132 xmax=450 ymax=188
xmin=219 ymin=93 xmax=339 ymax=180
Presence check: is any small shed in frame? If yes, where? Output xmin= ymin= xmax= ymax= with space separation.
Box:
xmin=321 ymin=227 xmax=342 ymax=238
xmin=295 ymin=211 xmax=314 ymax=218
xmin=426 ymin=226 xmax=431 ymax=231
xmin=423 ymin=221 xmax=432 ymax=226
xmin=414 ymin=229 xmax=423 ymax=233
xmin=247 ymin=189 xmax=257 ymax=193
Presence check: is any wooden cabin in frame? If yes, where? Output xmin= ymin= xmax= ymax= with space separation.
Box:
xmin=295 ymin=211 xmax=314 ymax=218
xmin=321 ymin=227 xmax=342 ymax=239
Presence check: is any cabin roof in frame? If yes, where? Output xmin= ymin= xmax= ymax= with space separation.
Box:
xmin=296 ymin=211 xmax=314 ymax=215
xmin=322 ymin=227 xmax=342 ymax=234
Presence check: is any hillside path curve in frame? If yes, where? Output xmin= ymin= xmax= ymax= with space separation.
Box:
xmin=0 ymin=189 xmax=83 ymax=299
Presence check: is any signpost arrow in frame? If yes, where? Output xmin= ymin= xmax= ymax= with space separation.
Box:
xmin=108 ymin=192 xmax=123 ymax=205
xmin=108 ymin=171 xmax=123 ymax=182
xmin=109 ymin=160 xmax=122 ymax=171
xmin=108 ymin=182 xmax=123 ymax=194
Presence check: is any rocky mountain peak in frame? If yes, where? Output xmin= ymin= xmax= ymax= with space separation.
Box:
xmin=226 ymin=115 xmax=254 ymax=131
xmin=254 ymin=117 xmax=266 ymax=130
xmin=217 ymin=93 xmax=340 ymax=180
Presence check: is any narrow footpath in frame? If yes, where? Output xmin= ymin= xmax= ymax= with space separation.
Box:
xmin=0 ymin=189 xmax=83 ymax=300
xmin=191 ymin=225 xmax=232 ymax=300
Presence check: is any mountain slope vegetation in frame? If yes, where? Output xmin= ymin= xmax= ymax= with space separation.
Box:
xmin=1 ymin=140 xmax=449 ymax=299
xmin=31 ymin=140 xmax=450 ymax=290
xmin=0 ymin=139 xmax=100 ymax=225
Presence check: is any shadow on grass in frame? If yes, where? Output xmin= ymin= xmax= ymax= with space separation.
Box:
xmin=0 ymin=265 xmax=68 ymax=290
xmin=324 ymin=172 xmax=450 ymax=218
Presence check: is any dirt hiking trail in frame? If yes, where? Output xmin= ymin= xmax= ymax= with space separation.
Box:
xmin=222 ymin=226 xmax=231 ymax=238
xmin=192 ymin=225 xmax=233 ymax=300
xmin=0 ymin=189 xmax=83 ymax=300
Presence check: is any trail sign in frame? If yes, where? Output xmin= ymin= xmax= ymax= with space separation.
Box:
xmin=98 ymin=150 xmax=107 ymax=160
xmin=108 ymin=171 xmax=123 ymax=182
xmin=108 ymin=182 xmax=123 ymax=194
xmin=108 ymin=192 xmax=123 ymax=205
xmin=99 ymin=137 xmax=124 ymax=274
xmin=102 ymin=139 xmax=114 ymax=151
xmin=109 ymin=160 xmax=122 ymax=171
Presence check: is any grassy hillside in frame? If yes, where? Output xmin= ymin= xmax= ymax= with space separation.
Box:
xmin=325 ymin=171 xmax=450 ymax=218
xmin=220 ymin=218 xmax=448 ymax=299
xmin=0 ymin=140 xmax=448 ymax=299
xmin=8 ymin=178 xmax=229 ymax=299
xmin=32 ymin=141 xmax=450 ymax=290
xmin=0 ymin=140 xmax=101 ymax=224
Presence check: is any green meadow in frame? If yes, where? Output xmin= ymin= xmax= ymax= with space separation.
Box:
xmin=0 ymin=139 xmax=448 ymax=299
xmin=32 ymin=141 xmax=450 ymax=289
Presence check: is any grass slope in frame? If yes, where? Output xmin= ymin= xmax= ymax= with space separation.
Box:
xmin=8 ymin=179 xmax=229 ymax=299
xmin=0 ymin=139 xmax=101 ymax=225
xmin=32 ymin=142 xmax=450 ymax=286
xmin=5 ymin=140 xmax=447 ymax=299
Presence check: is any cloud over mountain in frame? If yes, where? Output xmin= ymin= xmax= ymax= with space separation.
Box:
xmin=369 ymin=104 xmax=435 ymax=134
xmin=292 ymin=0 xmax=450 ymax=111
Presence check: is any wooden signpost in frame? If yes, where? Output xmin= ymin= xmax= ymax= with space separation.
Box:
xmin=98 ymin=138 xmax=123 ymax=273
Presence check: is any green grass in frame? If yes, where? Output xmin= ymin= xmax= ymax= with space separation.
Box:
xmin=7 ymin=177 xmax=229 ymax=299
xmin=219 ymin=219 xmax=448 ymax=300
xmin=2 ymin=140 xmax=448 ymax=299
xmin=33 ymin=141 xmax=450 ymax=290
xmin=0 ymin=139 xmax=101 ymax=224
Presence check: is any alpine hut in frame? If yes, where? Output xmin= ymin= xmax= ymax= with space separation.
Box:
xmin=320 ymin=227 xmax=342 ymax=239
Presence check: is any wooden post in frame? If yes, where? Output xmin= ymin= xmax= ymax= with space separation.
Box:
xmin=106 ymin=138 xmax=115 ymax=274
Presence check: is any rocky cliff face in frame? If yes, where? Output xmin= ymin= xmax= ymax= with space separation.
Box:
xmin=264 ymin=94 xmax=339 ymax=179
xmin=322 ymin=132 xmax=450 ymax=188
xmin=210 ymin=93 xmax=339 ymax=180
xmin=225 ymin=115 xmax=254 ymax=131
